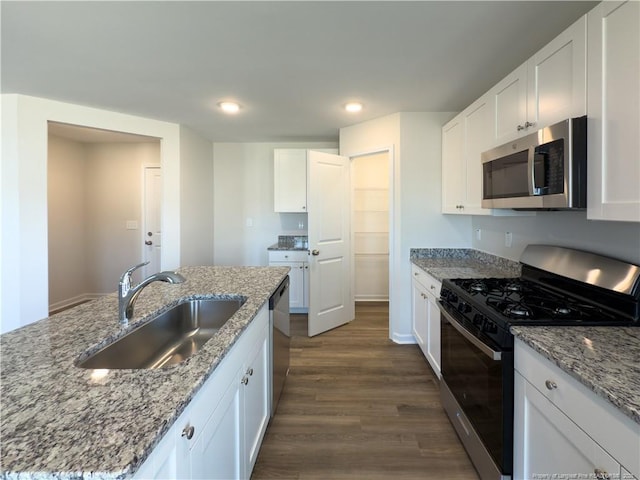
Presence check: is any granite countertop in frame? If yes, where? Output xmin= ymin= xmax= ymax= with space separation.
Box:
xmin=267 ymin=243 xmax=308 ymax=251
xmin=410 ymin=248 xmax=521 ymax=281
xmin=511 ymin=326 xmax=640 ymax=426
xmin=0 ymin=266 xmax=289 ymax=479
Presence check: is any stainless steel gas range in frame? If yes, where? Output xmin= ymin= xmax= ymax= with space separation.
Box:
xmin=438 ymin=245 xmax=640 ymax=480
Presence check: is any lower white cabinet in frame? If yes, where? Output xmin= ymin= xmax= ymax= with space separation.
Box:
xmin=134 ymin=305 xmax=270 ymax=480
xmin=514 ymin=339 xmax=640 ymax=480
xmin=410 ymin=265 xmax=441 ymax=379
xmin=268 ymin=250 xmax=309 ymax=312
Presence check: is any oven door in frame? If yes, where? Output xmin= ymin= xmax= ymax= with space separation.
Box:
xmin=439 ymin=303 xmax=513 ymax=479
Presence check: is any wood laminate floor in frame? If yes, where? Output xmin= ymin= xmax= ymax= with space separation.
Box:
xmin=252 ymin=302 xmax=480 ymax=480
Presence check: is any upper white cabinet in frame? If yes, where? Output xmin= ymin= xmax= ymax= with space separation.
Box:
xmin=441 ymin=114 xmax=465 ymax=214
xmin=274 ymin=149 xmax=307 ymax=213
xmin=587 ymin=0 xmax=640 ymax=223
xmin=492 ymin=15 xmax=587 ymax=145
xmin=443 ymin=14 xmax=586 ymax=215
xmin=442 ymin=94 xmax=497 ymax=215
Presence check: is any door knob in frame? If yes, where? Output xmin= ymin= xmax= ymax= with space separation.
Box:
xmin=311 ymin=249 xmax=320 ymax=256
xmin=145 ymin=240 xmax=153 ymax=246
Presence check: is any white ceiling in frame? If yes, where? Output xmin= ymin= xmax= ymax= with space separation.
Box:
xmin=1 ymin=1 xmax=597 ymax=142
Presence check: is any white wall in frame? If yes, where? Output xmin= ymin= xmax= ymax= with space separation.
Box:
xmin=340 ymin=112 xmax=472 ymax=343
xmin=473 ymin=212 xmax=640 ymax=265
xmin=48 ymin=135 xmax=88 ymax=307
xmin=212 ymin=141 xmax=337 ymax=266
xmin=1 ymin=94 xmax=181 ymax=333
xmin=180 ymin=125 xmax=214 ymax=267
xmin=85 ymin=142 xmax=161 ymax=294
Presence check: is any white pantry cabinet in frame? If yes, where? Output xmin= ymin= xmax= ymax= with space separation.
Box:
xmin=268 ymin=250 xmax=309 ymax=313
xmin=514 ymin=339 xmax=640 ymax=480
xmin=491 ymin=15 xmax=586 ymax=145
xmin=274 ymin=149 xmax=307 ymax=213
xmin=134 ymin=305 xmax=271 ymax=480
xmin=587 ymin=0 xmax=640 ymax=223
xmin=410 ymin=265 xmax=441 ymax=379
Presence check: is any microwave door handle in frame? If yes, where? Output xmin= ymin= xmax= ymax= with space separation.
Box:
xmin=528 ymin=146 xmax=537 ymax=196
xmin=439 ymin=304 xmax=502 ymax=361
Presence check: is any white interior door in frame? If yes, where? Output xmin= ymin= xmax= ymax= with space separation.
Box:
xmin=307 ymin=151 xmax=354 ymax=336
xmin=143 ymin=166 xmax=162 ymax=278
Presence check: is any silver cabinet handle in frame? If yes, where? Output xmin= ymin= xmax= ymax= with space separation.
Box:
xmin=145 ymin=240 xmax=153 ymax=246
xmin=414 ymin=272 xmax=419 ymax=276
xmin=182 ymin=425 xmax=195 ymax=440
xmin=246 ymin=367 xmax=253 ymax=376
xmin=545 ymin=380 xmax=558 ymax=390
xmin=311 ymin=249 xmax=320 ymax=256
xmin=517 ymin=124 xmax=526 ymax=131
xmin=430 ymin=285 xmax=436 ymax=290
xmin=241 ymin=376 xmax=249 ymax=386
xmin=524 ymin=121 xmax=535 ymax=128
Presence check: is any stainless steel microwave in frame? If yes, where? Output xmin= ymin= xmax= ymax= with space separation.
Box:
xmin=481 ymin=116 xmax=587 ymax=210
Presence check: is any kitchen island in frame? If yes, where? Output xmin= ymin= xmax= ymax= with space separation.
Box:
xmin=0 ymin=266 xmax=289 ymax=479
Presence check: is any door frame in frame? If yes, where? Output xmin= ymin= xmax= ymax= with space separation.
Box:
xmin=141 ymin=164 xmax=162 ymax=279
xmin=346 ymin=145 xmax=396 ymax=340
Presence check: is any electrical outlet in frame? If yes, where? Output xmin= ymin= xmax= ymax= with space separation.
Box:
xmin=475 ymin=229 xmax=482 ymax=241
xmin=505 ymin=232 xmax=513 ymax=247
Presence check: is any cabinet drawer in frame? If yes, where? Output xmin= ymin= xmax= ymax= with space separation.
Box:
xmin=268 ymin=250 xmax=308 ymax=263
xmin=411 ymin=264 xmax=441 ymax=298
xmin=515 ymin=339 xmax=640 ymax=478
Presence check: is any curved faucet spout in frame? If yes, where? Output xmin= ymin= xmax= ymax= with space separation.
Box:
xmin=118 ymin=264 xmax=186 ymax=325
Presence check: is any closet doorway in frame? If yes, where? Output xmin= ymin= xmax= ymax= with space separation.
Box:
xmin=352 ymin=151 xmax=390 ymax=302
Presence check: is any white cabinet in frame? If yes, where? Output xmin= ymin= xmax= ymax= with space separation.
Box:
xmin=442 ymin=94 xmax=498 ymax=215
xmin=491 ymin=15 xmax=586 ymax=145
xmin=587 ymin=0 xmax=640 ymax=223
xmin=274 ymin=149 xmax=307 ymax=213
xmin=514 ymin=338 xmax=640 ymax=480
xmin=268 ymin=250 xmax=309 ymax=313
xmin=410 ymin=265 xmax=441 ymax=379
xmin=134 ymin=305 xmax=271 ymax=480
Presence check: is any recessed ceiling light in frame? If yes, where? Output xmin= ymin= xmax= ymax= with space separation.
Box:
xmin=218 ymin=101 xmax=240 ymax=114
xmin=344 ymin=102 xmax=363 ymax=113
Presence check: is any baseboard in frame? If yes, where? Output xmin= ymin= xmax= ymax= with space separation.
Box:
xmin=391 ymin=332 xmax=417 ymax=344
xmin=355 ymin=295 xmax=389 ymax=302
xmin=49 ymin=293 xmax=105 ymax=315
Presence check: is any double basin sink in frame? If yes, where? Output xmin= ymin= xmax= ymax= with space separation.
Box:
xmin=77 ymin=298 xmax=244 ymax=370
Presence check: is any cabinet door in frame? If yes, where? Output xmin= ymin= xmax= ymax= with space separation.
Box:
xmin=462 ymin=95 xmax=494 ymax=215
xmin=527 ymin=15 xmax=586 ymax=130
xmin=411 ymin=279 xmax=428 ymax=357
xmin=133 ymin=427 xmax=180 ymax=480
xmin=189 ymin=378 xmax=242 ymax=480
xmin=274 ymin=149 xmax=307 ymax=213
xmin=425 ymin=293 xmax=441 ymax=379
xmin=587 ymin=1 xmax=640 ymax=222
xmin=441 ymin=115 xmax=464 ymax=214
xmin=269 ymin=261 xmax=305 ymax=310
xmin=492 ymin=63 xmax=528 ymax=145
xmin=242 ymin=325 xmax=270 ymax=477
xmin=514 ymin=372 xmax=620 ymax=480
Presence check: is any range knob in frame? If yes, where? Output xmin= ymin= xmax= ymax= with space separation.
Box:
xmin=483 ymin=320 xmax=498 ymax=334
xmin=472 ymin=313 xmax=485 ymax=327
xmin=457 ymin=301 xmax=471 ymax=314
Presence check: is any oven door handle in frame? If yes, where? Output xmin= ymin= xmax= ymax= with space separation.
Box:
xmin=439 ymin=305 xmax=502 ymax=361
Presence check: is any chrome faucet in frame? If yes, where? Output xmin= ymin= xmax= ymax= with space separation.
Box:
xmin=118 ymin=262 xmax=186 ymax=325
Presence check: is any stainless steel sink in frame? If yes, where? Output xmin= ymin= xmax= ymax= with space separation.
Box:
xmin=77 ymin=298 xmax=244 ymax=369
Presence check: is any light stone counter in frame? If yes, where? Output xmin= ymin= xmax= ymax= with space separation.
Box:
xmin=0 ymin=266 xmax=289 ymax=479
xmin=410 ymin=248 xmax=521 ymax=281
xmin=511 ymin=325 xmax=640 ymax=425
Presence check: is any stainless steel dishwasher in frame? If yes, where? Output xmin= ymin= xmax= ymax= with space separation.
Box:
xmin=269 ymin=276 xmax=290 ymax=417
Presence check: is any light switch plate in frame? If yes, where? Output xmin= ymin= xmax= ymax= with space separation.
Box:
xmin=126 ymin=220 xmax=138 ymax=230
